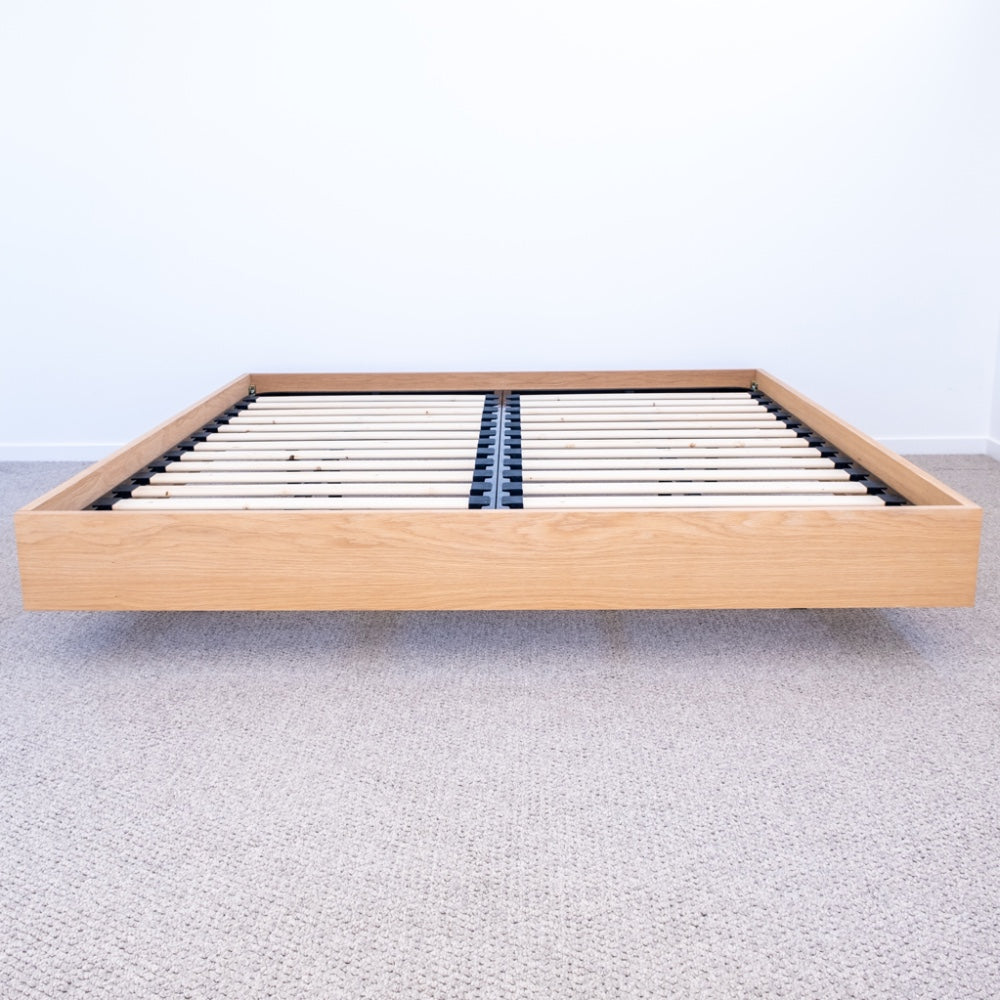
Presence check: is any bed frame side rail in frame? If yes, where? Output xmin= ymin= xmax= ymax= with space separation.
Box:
xmin=16 ymin=374 xmax=253 ymax=513
xmin=754 ymin=370 xmax=978 ymax=509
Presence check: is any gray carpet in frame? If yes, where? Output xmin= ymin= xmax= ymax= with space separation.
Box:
xmin=2 ymin=457 xmax=998 ymax=1000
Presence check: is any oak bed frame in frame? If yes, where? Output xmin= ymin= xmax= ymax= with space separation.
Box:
xmin=15 ymin=369 xmax=981 ymax=610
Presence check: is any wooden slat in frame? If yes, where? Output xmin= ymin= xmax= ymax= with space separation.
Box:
xmin=205 ymin=431 xmax=484 ymax=443
xmin=520 ymin=444 xmax=814 ymax=458
xmin=521 ymin=402 xmax=769 ymax=413
xmin=520 ymin=398 xmax=758 ymax=407
xmin=520 ymin=408 xmax=767 ymax=418
xmin=524 ymin=430 xmax=797 ymax=442
xmin=151 ymin=471 xmax=475 ymax=484
xmin=520 ymin=480 xmax=867 ymax=496
xmin=166 ymin=459 xmax=479 ymax=472
xmin=228 ymin=416 xmax=483 ymax=427
xmin=239 ymin=409 xmax=484 ymax=419
xmin=251 ymin=393 xmax=488 ymax=402
xmin=213 ymin=427 xmax=484 ymax=438
xmin=234 ymin=410 xmax=484 ymax=419
xmin=249 ymin=404 xmax=484 ymax=409
xmin=176 ymin=447 xmax=833 ymax=469
xmin=520 ymin=391 xmax=755 ymax=401
xmin=201 ymin=431 xmax=479 ymax=451
xmin=523 ymin=468 xmax=848 ymax=482
xmin=520 ymin=412 xmax=778 ymax=423
xmin=139 ymin=479 xmax=857 ymax=498
xmin=520 ymin=438 xmax=802 ymax=452
xmin=196 ymin=442 xmax=484 ymax=452
xmin=183 ymin=448 xmax=482 ymax=460
xmin=112 ymin=496 xmax=473 ymax=510
xmin=188 ymin=446 xmax=488 ymax=462
xmin=524 ymin=456 xmax=833 ymax=469
xmin=521 ymin=420 xmax=783 ymax=431
xmin=131 ymin=483 xmax=473 ymax=498
xmin=246 ymin=393 xmax=486 ymax=402
xmin=521 ymin=494 xmax=885 ymax=509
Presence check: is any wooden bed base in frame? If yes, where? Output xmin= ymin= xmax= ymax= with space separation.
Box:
xmin=14 ymin=370 xmax=981 ymax=610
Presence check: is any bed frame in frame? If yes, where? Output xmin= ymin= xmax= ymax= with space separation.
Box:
xmin=14 ymin=369 xmax=981 ymax=610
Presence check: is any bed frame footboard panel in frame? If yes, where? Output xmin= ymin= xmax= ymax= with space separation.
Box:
xmin=15 ymin=505 xmax=981 ymax=610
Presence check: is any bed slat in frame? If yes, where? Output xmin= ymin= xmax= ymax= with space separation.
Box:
xmin=520 ymin=494 xmax=885 ymax=509
xmin=112 ymin=496 xmax=474 ymax=510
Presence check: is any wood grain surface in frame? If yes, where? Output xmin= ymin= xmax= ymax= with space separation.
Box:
xmin=16 ymin=505 xmax=981 ymax=609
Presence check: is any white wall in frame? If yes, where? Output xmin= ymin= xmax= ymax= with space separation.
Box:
xmin=2 ymin=1 xmax=999 ymax=458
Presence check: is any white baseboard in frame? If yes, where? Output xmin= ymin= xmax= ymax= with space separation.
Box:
xmin=987 ymin=438 xmax=1000 ymax=461
xmin=0 ymin=444 xmax=120 ymax=462
xmin=876 ymin=437 xmax=990 ymax=456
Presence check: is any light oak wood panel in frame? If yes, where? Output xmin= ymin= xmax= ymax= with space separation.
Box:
xmin=16 ymin=505 xmax=980 ymax=610
xmin=251 ymin=370 xmax=758 ymax=393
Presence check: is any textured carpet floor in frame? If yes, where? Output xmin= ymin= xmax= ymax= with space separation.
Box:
xmin=2 ymin=457 xmax=999 ymax=1000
